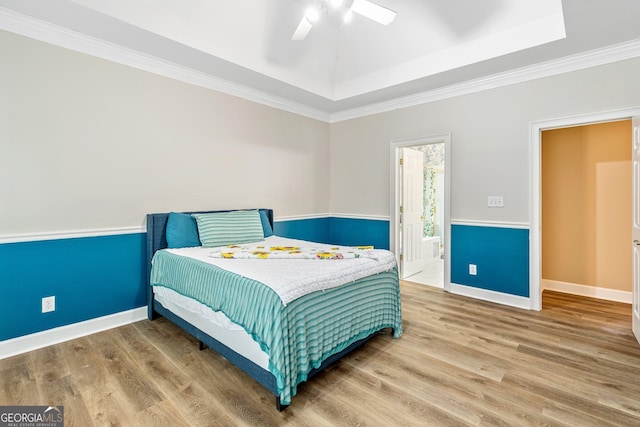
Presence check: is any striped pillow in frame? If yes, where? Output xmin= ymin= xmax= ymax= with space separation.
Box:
xmin=192 ymin=210 xmax=264 ymax=247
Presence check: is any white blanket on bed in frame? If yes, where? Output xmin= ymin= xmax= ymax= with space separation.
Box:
xmin=166 ymin=236 xmax=397 ymax=305
xmin=209 ymin=242 xmax=379 ymax=260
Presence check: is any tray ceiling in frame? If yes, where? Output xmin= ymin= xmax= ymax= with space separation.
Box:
xmin=1 ymin=0 xmax=639 ymax=120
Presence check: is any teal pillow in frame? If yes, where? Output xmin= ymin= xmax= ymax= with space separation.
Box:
xmin=260 ymin=210 xmax=274 ymax=237
xmin=166 ymin=212 xmax=201 ymax=248
xmin=193 ymin=209 xmax=264 ymax=247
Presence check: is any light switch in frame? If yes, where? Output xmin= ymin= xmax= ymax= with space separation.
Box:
xmin=488 ymin=196 xmax=504 ymax=207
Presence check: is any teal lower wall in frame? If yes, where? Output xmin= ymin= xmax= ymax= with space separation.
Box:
xmin=275 ymin=217 xmax=390 ymax=249
xmin=450 ymin=225 xmax=530 ymax=297
xmin=328 ymin=217 xmax=390 ymax=250
xmin=1 ymin=218 xmax=528 ymax=342
xmin=274 ymin=217 xmax=331 ymax=243
xmin=1 ymin=233 xmax=146 ymax=341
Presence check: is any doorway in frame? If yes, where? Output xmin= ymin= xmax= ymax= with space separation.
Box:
xmin=531 ymin=108 xmax=640 ymax=318
xmin=541 ymin=120 xmax=632 ymax=303
xmin=390 ymin=134 xmax=451 ymax=291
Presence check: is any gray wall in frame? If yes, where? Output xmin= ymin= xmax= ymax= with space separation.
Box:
xmin=0 ymin=30 xmax=330 ymax=236
xmin=3 ymin=26 xmax=640 ymax=237
xmin=330 ymin=58 xmax=640 ymax=223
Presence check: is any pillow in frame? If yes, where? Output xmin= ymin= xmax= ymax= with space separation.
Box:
xmin=260 ymin=210 xmax=274 ymax=237
xmin=166 ymin=212 xmax=201 ymax=248
xmin=193 ymin=209 xmax=264 ymax=247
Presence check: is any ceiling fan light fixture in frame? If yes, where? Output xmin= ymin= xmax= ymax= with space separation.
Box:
xmin=352 ymin=0 xmax=396 ymax=25
xmin=305 ymin=6 xmax=321 ymax=23
xmin=292 ymin=16 xmax=313 ymax=40
xmin=343 ymin=9 xmax=353 ymax=24
xmin=292 ymin=0 xmax=394 ymax=40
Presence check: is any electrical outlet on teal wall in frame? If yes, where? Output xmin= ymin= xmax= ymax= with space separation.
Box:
xmin=0 ymin=234 xmax=146 ymax=341
xmin=451 ymin=225 xmax=529 ymax=297
xmin=1 ymin=216 xmax=391 ymax=342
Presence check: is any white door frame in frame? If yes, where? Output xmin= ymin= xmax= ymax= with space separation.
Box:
xmin=390 ymin=133 xmax=452 ymax=291
xmin=632 ymin=116 xmax=640 ymax=344
xmin=530 ymin=107 xmax=640 ymax=311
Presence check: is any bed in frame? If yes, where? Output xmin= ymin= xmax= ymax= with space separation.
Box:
xmin=146 ymin=208 xmax=402 ymax=410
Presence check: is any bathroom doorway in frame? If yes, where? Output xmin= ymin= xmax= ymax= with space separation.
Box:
xmin=391 ymin=134 xmax=451 ymax=290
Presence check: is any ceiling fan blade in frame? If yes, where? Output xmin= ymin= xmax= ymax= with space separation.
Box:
xmin=292 ymin=16 xmax=313 ymax=40
xmin=352 ymin=0 xmax=396 ymax=25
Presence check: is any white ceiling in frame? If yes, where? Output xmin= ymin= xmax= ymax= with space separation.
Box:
xmin=1 ymin=0 xmax=639 ymax=121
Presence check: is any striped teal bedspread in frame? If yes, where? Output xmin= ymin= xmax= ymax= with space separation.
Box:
xmin=150 ymin=249 xmax=402 ymax=405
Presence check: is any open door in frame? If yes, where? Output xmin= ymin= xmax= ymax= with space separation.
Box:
xmin=633 ymin=116 xmax=640 ymax=344
xmin=401 ymin=148 xmax=424 ymax=278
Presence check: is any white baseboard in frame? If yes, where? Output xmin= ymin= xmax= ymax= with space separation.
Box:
xmin=449 ymin=283 xmax=533 ymax=310
xmin=542 ymin=279 xmax=632 ymax=304
xmin=0 ymin=307 xmax=148 ymax=360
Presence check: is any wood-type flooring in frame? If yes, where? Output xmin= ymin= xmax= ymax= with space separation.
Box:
xmin=1 ymin=281 xmax=639 ymax=426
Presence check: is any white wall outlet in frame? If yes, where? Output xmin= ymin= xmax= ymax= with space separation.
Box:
xmin=469 ymin=264 xmax=477 ymax=275
xmin=42 ymin=296 xmax=55 ymax=313
xmin=488 ymin=196 xmax=504 ymax=207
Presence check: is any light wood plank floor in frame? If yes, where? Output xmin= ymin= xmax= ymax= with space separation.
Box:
xmin=2 ymin=282 xmax=639 ymax=426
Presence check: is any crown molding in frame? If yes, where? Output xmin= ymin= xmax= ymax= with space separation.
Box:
xmin=0 ymin=7 xmax=331 ymax=122
xmin=2 ymin=7 xmax=639 ymax=125
xmin=330 ymin=38 xmax=640 ymax=123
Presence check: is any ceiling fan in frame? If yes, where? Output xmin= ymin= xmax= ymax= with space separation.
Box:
xmin=292 ymin=0 xmax=396 ymax=41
